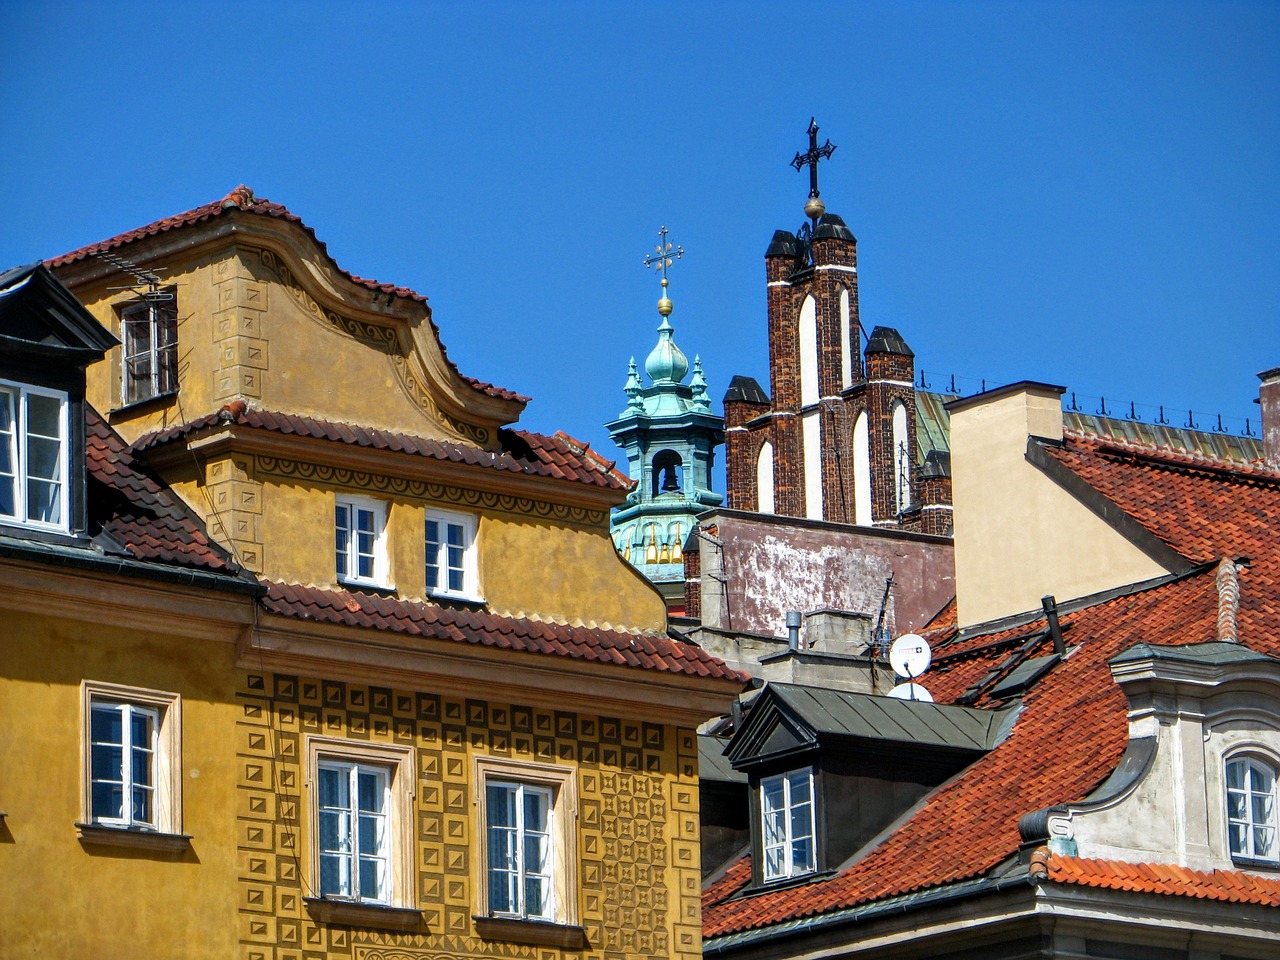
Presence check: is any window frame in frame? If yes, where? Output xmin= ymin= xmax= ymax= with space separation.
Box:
xmin=474 ymin=756 xmax=578 ymax=929
xmin=335 ymin=494 xmax=390 ymax=589
xmin=1225 ymin=753 xmax=1279 ymax=865
xmin=759 ymin=766 xmax=817 ymax=883
xmin=305 ymin=736 xmax=416 ymax=909
xmin=79 ymin=680 xmax=182 ymax=838
xmin=0 ymin=379 xmax=69 ymax=532
xmin=119 ymin=291 xmax=179 ymax=406
xmin=424 ymin=506 xmax=480 ymax=602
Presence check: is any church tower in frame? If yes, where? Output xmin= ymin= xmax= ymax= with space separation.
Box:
xmin=608 ymin=229 xmax=724 ymax=613
xmin=723 ymin=120 xmax=952 ymax=535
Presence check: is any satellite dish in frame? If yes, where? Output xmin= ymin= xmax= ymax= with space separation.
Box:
xmin=888 ymin=682 xmax=934 ymax=702
xmin=889 ymin=633 xmax=931 ymax=679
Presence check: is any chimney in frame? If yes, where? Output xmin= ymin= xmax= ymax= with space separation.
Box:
xmin=1258 ymin=367 xmax=1280 ymax=469
xmin=1216 ymin=558 xmax=1243 ymax=644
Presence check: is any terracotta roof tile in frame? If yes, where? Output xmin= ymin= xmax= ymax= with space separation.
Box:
xmin=704 ymin=433 xmax=1280 ymax=938
xmin=1046 ymin=855 xmax=1280 ymax=906
xmin=46 ymin=186 xmax=527 ymax=404
xmin=130 ymin=403 xmax=632 ymax=493
xmin=85 ymin=407 xmax=238 ymax=573
xmin=260 ymin=581 xmax=748 ymax=684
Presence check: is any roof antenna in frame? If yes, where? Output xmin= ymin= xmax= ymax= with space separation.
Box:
xmin=872 ymin=574 xmax=894 ymax=658
xmin=95 ymin=251 xmax=174 ymax=303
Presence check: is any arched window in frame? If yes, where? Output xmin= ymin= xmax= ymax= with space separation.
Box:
xmin=839 ymin=288 xmax=852 ymax=388
xmin=669 ymin=521 xmax=684 ymax=563
xmin=651 ymin=450 xmax=684 ymax=498
xmin=798 ymin=296 xmax=819 ymax=407
xmin=1226 ymin=756 xmax=1278 ymax=862
xmin=757 ymin=442 xmax=775 ymax=514
xmin=892 ymin=401 xmax=910 ymax=514
xmin=852 ymin=412 xmax=871 ymax=525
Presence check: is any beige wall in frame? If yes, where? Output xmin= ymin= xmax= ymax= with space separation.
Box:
xmin=950 ymin=384 xmax=1167 ymax=627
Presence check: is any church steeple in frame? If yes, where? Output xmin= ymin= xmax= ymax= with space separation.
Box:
xmin=607 ymin=227 xmax=725 ymax=615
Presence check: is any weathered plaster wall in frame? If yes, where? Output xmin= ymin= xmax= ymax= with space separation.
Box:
xmin=0 ymin=612 xmax=241 ymax=959
xmin=698 ymin=511 xmax=954 ymax=637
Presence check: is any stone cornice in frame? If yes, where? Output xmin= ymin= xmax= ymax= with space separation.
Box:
xmin=0 ymin=556 xmax=254 ymax=643
xmin=245 ymin=614 xmax=742 ymax=729
xmin=152 ymin=425 xmax=623 ymax=522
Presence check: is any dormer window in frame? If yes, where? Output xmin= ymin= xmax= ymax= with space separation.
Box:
xmin=760 ymin=768 xmax=816 ymax=882
xmin=1226 ymin=756 xmax=1278 ymax=864
xmin=0 ymin=380 xmax=68 ymax=531
xmin=120 ymin=292 xmax=177 ymax=405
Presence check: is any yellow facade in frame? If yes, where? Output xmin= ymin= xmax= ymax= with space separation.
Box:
xmin=0 ymin=191 xmax=739 ymax=957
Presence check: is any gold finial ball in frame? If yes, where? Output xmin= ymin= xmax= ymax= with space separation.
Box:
xmin=805 ymin=195 xmax=826 ymax=220
xmin=658 ymin=297 xmax=674 ymax=316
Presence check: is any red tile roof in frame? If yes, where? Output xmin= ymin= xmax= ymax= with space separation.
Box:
xmin=46 ymin=186 xmax=527 ymax=404
xmin=86 ymin=407 xmax=239 ymax=573
xmin=131 ymin=401 xmax=631 ymax=492
xmin=703 ymin=433 xmax=1280 ymax=938
xmin=261 ymin=581 xmax=748 ymax=683
xmin=1045 ymin=854 xmax=1280 ymax=907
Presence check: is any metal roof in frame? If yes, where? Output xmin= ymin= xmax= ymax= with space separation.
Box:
xmin=699 ymin=736 xmax=747 ymax=784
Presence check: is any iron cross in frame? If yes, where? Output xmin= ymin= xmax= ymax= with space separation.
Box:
xmin=643 ymin=225 xmax=684 ymax=284
xmin=791 ymin=117 xmax=836 ymax=200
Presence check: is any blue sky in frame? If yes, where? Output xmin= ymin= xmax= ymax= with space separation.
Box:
xmin=3 ymin=1 xmax=1277 ymax=473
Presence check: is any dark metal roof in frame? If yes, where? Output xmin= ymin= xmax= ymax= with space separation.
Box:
xmin=700 ymin=735 xmax=747 ymax=784
xmin=812 ymin=213 xmax=855 ymax=243
xmin=1110 ymin=640 xmax=1280 ymax=667
xmin=724 ymin=375 xmax=770 ymax=405
xmin=865 ymin=325 xmax=913 ymax=358
xmin=725 ymin=681 xmax=1012 ymax=767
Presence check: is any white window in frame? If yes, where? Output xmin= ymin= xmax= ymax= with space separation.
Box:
xmin=757 ymin=441 xmax=775 ymax=514
xmin=761 ymin=768 xmax=816 ymax=882
xmin=81 ymin=681 xmax=182 ymax=836
xmin=425 ymin=508 xmax=479 ymax=601
xmin=1226 ymin=756 xmax=1278 ymax=863
xmin=335 ymin=496 xmax=388 ymax=588
xmin=475 ymin=757 xmax=578 ymax=927
xmin=486 ymin=781 xmax=554 ymax=920
xmin=318 ymin=760 xmax=392 ymax=903
xmin=120 ymin=292 xmax=178 ymax=405
xmin=0 ymin=381 xmax=68 ymax=531
xmin=892 ymin=400 xmax=910 ymax=514
xmin=306 ymin=737 xmax=415 ymax=910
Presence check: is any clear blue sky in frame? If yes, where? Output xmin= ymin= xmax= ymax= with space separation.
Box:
xmin=3 ymin=1 xmax=1277 ymax=473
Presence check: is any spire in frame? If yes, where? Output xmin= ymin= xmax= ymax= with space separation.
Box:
xmin=690 ymin=356 xmax=711 ymax=410
xmin=641 ymin=226 xmax=689 ymax=384
xmin=791 ymin=117 xmax=837 ymax=226
xmin=623 ymin=357 xmax=643 ymax=414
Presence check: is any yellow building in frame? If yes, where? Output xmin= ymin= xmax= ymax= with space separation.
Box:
xmin=0 ymin=189 xmax=744 ymax=958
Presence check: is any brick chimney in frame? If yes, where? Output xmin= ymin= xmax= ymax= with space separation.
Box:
xmin=1258 ymin=366 xmax=1280 ymax=469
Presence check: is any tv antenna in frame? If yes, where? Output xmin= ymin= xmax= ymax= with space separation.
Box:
xmin=887 ymin=632 xmax=933 ymax=702
xmin=95 ymin=251 xmax=174 ymax=303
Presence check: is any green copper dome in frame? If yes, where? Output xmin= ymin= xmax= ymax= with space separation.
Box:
xmin=644 ymin=317 xmax=689 ymax=385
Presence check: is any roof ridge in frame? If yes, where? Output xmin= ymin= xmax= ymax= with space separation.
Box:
xmin=44 ymin=187 xmax=527 ymax=404
xmin=1062 ymin=429 xmax=1280 ymax=481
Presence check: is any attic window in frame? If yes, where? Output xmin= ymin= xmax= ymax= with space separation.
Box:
xmin=120 ymin=292 xmax=178 ymax=405
xmin=0 ymin=380 xmax=68 ymax=531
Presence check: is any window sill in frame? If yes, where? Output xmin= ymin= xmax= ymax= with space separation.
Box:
xmin=1230 ymin=855 xmax=1280 ymax=872
xmin=338 ymin=579 xmax=396 ymax=596
xmin=304 ymin=897 xmax=424 ymax=932
xmin=110 ymin=390 xmax=178 ymax=419
xmin=427 ymin=591 xmax=487 ymax=608
xmin=473 ymin=916 xmax=588 ymax=948
xmin=75 ymin=822 xmax=191 ymax=852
